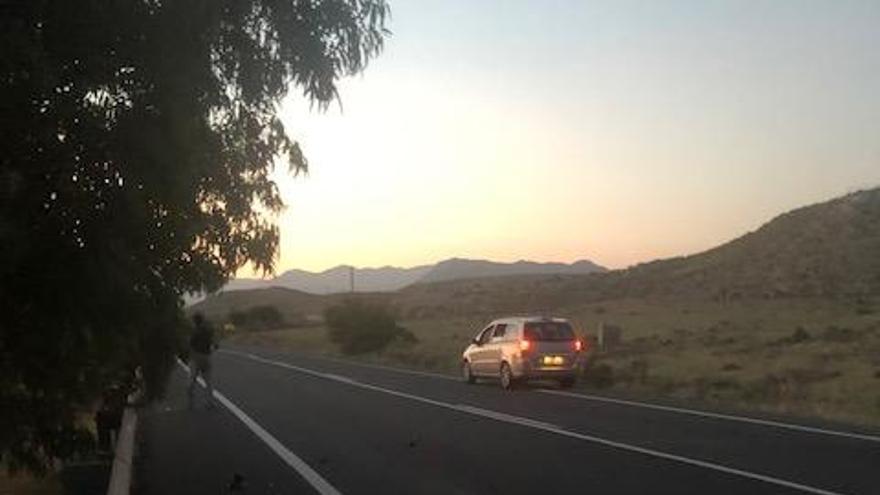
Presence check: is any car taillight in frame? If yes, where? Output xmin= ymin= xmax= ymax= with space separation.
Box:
xmin=574 ymin=339 xmax=583 ymax=352
xmin=519 ymin=339 xmax=531 ymax=352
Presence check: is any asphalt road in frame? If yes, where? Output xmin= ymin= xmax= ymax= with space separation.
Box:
xmin=135 ymin=346 xmax=880 ymax=495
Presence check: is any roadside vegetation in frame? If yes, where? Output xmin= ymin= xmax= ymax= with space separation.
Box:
xmin=324 ymin=300 xmax=416 ymax=355
xmin=228 ymin=305 xmax=288 ymax=332
xmin=228 ymin=296 xmax=880 ymax=428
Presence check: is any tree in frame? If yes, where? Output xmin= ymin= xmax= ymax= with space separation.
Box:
xmin=0 ymin=0 xmax=389 ymax=473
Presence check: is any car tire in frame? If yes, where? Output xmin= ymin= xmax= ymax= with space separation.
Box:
xmin=559 ymin=377 xmax=576 ymax=389
xmin=500 ymin=362 xmax=516 ymax=390
xmin=462 ymin=361 xmax=476 ymax=384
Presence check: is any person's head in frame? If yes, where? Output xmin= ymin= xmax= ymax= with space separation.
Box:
xmin=192 ymin=312 xmax=205 ymax=327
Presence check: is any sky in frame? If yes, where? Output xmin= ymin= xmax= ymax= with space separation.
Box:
xmin=261 ymin=0 xmax=880 ymax=275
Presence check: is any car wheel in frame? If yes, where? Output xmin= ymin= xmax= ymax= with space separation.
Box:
xmin=500 ymin=363 xmax=515 ymax=390
xmin=559 ymin=377 xmax=576 ymax=389
xmin=462 ymin=361 xmax=476 ymax=384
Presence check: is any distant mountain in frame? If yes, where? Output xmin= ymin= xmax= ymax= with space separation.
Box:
xmin=418 ymin=258 xmax=607 ymax=284
xmin=219 ymin=258 xmax=606 ymax=296
xmin=226 ymin=264 xmax=432 ymax=295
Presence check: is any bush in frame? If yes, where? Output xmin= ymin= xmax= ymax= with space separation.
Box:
xmin=791 ymin=326 xmax=811 ymax=343
xmin=582 ymin=363 xmax=615 ymax=388
xmin=228 ymin=305 xmax=285 ymax=331
xmin=776 ymin=326 xmax=811 ymax=345
xmin=325 ymin=300 xmax=406 ymax=355
xmin=821 ymin=325 xmax=858 ymax=343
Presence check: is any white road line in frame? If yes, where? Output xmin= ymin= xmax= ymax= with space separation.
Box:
xmin=324 ymin=373 xmax=359 ymax=385
xmin=539 ymin=389 xmax=880 ymax=444
xmin=220 ymin=349 xmax=456 ymax=381
xmin=176 ymin=360 xmax=342 ymax=495
xmin=228 ymin=352 xmax=847 ymax=495
xmin=454 ymin=405 xmax=560 ymax=430
xmin=222 ymin=349 xmax=879 ymax=444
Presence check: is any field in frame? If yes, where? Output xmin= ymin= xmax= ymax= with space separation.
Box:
xmin=227 ymin=296 xmax=880 ymax=428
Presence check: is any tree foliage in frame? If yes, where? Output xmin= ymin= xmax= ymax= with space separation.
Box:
xmin=0 ymin=0 xmax=388 ymax=473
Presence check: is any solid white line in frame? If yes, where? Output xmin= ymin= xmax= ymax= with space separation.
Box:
xmin=539 ymin=389 xmax=880 ymax=444
xmin=454 ymin=404 xmax=560 ymax=430
xmin=228 ymin=352 xmax=846 ymax=495
xmin=176 ymin=360 xmax=341 ymax=495
xmin=220 ymin=349 xmax=456 ymax=381
xmin=324 ymin=373 xmax=359 ymax=385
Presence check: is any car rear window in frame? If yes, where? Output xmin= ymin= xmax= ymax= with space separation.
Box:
xmin=523 ymin=321 xmax=575 ymax=341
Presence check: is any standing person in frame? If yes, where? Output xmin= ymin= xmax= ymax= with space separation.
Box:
xmin=188 ymin=312 xmax=217 ymax=408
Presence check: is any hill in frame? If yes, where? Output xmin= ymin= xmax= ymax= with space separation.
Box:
xmin=585 ymin=187 xmax=880 ymax=301
xmin=365 ymin=187 xmax=880 ymax=318
xmin=418 ymin=258 xmax=605 ymax=284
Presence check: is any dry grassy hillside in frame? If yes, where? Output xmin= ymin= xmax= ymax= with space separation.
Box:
xmin=593 ymin=188 xmax=880 ymax=300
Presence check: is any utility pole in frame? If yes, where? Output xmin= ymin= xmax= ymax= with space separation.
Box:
xmin=349 ymin=265 xmax=355 ymax=293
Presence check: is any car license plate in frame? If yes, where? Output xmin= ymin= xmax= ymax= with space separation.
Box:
xmin=542 ymin=356 xmax=564 ymax=366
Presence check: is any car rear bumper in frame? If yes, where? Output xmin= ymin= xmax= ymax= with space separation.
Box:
xmin=522 ymin=368 xmax=577 ymax=379
xmin=512 ymin=359 xmax=580 ymax=380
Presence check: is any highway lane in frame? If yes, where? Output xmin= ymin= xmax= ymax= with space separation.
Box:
xmin=151 ymin=351 xmax=880 ymax=493
xmin=138 ymin=346 xmax=880 ymax=494
xmin=218 ymin=346 xmax=880 ymax=495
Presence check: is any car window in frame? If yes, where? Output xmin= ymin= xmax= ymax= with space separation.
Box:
xmin=477 ymin=326 xmax=495 ymax=344
xmin=523 ymin=322 xmax=575 ymax=341
xmin=492 ymin=323 xmax=507 ymax=339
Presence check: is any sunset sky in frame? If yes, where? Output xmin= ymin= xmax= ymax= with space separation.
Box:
xmin=261 ymin=0 xmax=880 ymax=275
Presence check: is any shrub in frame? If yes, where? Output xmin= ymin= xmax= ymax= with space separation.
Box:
xmin=855 ymin=305 xmax=874 ymax=315
xmin=228 ymin=305 xmax=285 ymax=331
xmin=325 ymin=300 xmax=406 ymax=355
xmin=820 ymin=326 xmax=858 ymax=343
xmin=582 ymin=363 xmax=615 ymax=388
xmin=776 ymin=326 xmax=811 ymax=345
xmin=394 ymin=327 xmax=419 ymax=345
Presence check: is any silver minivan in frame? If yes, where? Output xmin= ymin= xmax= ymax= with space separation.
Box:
xmin=461 ymin=316 xmax=583 ymax=389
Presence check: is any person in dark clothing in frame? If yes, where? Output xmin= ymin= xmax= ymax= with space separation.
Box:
xmin=188 ymin=312 xmax=217 ymax=407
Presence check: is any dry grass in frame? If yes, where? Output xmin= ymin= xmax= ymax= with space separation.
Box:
xmin=227 ymin=297 xmax=880 ymax=428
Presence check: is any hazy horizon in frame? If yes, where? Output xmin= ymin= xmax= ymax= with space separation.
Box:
xmin=250 ymin=0 xmax=880 ymax=276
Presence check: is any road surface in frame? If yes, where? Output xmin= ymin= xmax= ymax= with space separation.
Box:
xmin=134 ymin=346 xmax=880 ymax=494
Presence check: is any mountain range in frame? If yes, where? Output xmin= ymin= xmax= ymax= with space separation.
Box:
xmin=223 ymin=258 xmax=607 ymax=295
